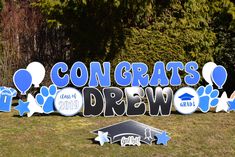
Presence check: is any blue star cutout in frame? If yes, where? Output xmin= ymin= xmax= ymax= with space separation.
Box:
xmin=95 ymin=131 xmax=110 ymax=146
xmin=228 ymin=99 xmax=235 ymax=112
xmin=14 ymin=99 xmax=30 ymax=116
xmin=155 ymin=131 xmax=170 ymax=146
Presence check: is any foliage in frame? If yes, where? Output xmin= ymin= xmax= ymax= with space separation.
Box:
xmin=32 ymin=0 xmax=235 ymax=65
xmin=32 ymin=0 xmax=127 ymax=64
xmin=1 ymin=0 xmax=235 ymax=88
xmin=0 ymin=1 xmax=2 ymax=11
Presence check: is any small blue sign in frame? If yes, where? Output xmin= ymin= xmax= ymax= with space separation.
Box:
xmin=0 ymin=87 xmax=17 ymax=112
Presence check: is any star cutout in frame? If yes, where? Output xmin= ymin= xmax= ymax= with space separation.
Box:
xmin=227 ymin=99 xmax=235 ymax=112
xmin=95 ymin=131 xmax=110 ymax=146
xmin=155 ymin=131 xmax=170 ymax=146
xmin=27 ymin=94 xmax=44 ymax=117
xmin=14 ymin=99 xmax=30 ymax=116
xmin=216 ymin=92 xmax=229 ymax=113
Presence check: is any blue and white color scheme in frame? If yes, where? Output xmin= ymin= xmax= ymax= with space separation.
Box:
xmin=216 ymin=92 xmax=229 ymax=113
xmin=178 ymin=93 xmax=194 ymax=101
xmin=13 ymin=69 xmax=32 ymax=95
xmin=27 ymin=94 xmax=44 ymax=117
xmin=0 ymin=87 xmax=17 ymax=112
xmin=54 ymin=87 xmax=83 ymax=116
xmin=26 ymin=62 xmax=45 ymax=88
xmin=228 ymin=99 xmax=235 ymax=112
xmin=197 ymin=85 xmax=219 ymax=113
xmin=36 ymin=84 xmax=57 ymax=114
xmin=202 ymin=62 xmax=227 ymax=89
xmin=155 ymin=131 xmax=171 ymax=146
xmin=7 ymin=61 xmax=231 ymax=119
xmin=211 ymin=66 xmax=227 ymax=89
xmin=174 ymin=87 xmax=199 ymax=114
xmin=92 ymin=120 xmax=170 ymax=146
xmin=95 ymin=131 xmax=110 ymax=146
xmin=15 ymin=99 xmax=30 ymax=116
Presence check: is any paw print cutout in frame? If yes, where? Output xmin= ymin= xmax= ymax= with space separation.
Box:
xmin=197 ymin=85 xmax=219 ymax=113
xmin=36 ymin=84 xmax=57 ymax=114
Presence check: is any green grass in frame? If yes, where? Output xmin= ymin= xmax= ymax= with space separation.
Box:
xmin=0 ymin=110 xmax=234 ymax=157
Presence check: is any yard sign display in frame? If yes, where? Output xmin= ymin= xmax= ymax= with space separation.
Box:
xmin=0 ymin=61 xmax=234 ymax=147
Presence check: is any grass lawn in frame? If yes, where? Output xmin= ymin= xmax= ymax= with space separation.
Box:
xmin=0 ymin=109 xmax=234 ymax=157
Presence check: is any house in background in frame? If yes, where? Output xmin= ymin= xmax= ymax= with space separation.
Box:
xmin=0 ymin=87 xmax=17 ymax=112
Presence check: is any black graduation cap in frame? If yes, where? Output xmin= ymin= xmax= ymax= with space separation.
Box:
xmin=92 ymin=120 xmax=164 ymax=145
xmin=178 ymin=93 xmax=194 ymax=101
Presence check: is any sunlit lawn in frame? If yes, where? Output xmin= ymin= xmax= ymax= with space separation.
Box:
xmin=0 ymin=108 xmax=234 ymax=157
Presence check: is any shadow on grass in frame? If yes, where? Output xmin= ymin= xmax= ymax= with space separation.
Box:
xmin=87 ymin=137 xmax=122 ymax=146
xmin=87 ymin=137 xmax=100 ymax=145
xmin=144 ymin=110 xmax=216 ymax=116
xmin=12 ymin=112 xmax=84 ymax=118
xmin=12 ymin=109 xmax=217 ymax=118
xmin=87 ymin=137 xmax=158 ymax=147
xmin=12 ymin=102 xmax=18 ymax=107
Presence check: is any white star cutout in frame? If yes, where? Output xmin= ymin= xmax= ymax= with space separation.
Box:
xmin=216 ymin=92 xmax=229 ymax=113
xmin=27 ymin=94 xmax=44 ymax=117
xmin=95 ymin=131 xmax=110 ymax=146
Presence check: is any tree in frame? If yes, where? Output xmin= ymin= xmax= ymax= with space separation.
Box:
xmin=33 ymin=0 xmax=235 ymax=89
xmin=1 ymin=0 xmax=235 ymax=90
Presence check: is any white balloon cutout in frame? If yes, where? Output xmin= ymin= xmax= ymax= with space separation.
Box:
xmin=26 ymin=62 xmax=45 ymax=87
xmin=202 ymin=62 xmax=217 ymax=85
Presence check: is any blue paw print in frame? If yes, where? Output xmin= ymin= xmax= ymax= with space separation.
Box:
xmin=36 ymin=84 xmax=57 ymax=114
xmin=197 ymin=85 xmax=219 ymax=113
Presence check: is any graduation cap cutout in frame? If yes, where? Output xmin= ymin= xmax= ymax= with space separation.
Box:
xmin=92 ymin=120 xmax=164 ymax=145
xmin=178 ymin=93 xmax=194 ymax=101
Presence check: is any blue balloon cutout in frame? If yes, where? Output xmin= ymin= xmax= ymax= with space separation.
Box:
xmin=13 ymin=69 xmax=32 ymax=95
xmin=211 ymin=65 xmax=227 ymax=89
